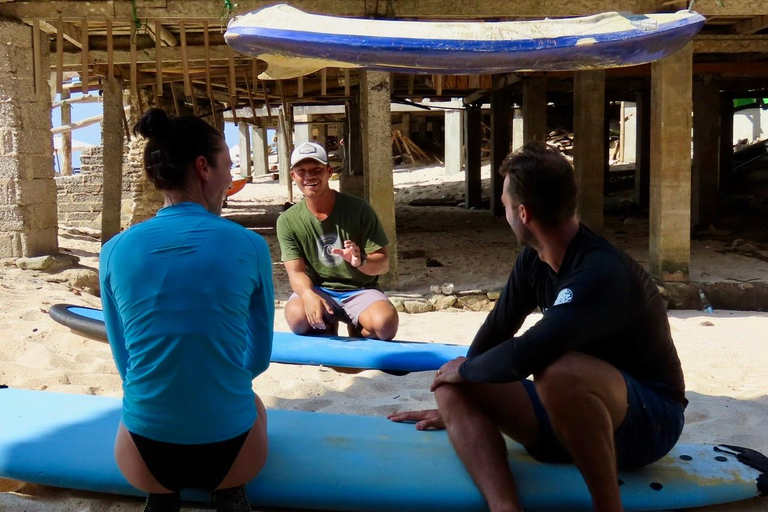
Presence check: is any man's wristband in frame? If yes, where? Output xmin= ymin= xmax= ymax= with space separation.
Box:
xmin=353 ymin=252 xmax=366 ymax=268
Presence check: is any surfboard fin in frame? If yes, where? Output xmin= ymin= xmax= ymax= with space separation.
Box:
xmin=715 ymin=444 xmax=768 ymax=496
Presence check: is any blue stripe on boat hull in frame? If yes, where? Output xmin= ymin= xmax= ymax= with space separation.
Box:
xmin=226 ymin=16 xmax=704 ymax=73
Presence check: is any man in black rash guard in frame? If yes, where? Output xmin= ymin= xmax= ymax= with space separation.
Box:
xmin=389 ymin=141 xmax=686 ymax=512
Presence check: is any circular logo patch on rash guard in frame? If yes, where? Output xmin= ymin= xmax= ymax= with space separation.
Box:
xmin=553 ymin=288 xmax=573 ymax=306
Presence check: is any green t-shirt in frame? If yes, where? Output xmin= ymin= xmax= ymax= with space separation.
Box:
xmin=276 ymin=192 xmax=389 ymax=290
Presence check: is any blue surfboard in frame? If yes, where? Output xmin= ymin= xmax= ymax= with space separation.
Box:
xmin=48 ymin=304 xmax=467 ymax=372
xmin=0 ymin=389 xmax=765 ymax=511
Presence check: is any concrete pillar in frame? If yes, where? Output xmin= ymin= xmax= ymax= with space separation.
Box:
xmin=573 ymin=70 xmax=606 ymax=234
xmin=623 ymin=102 xmax=637 ymax=163
xmin=238 ymin=122 xmax=251 ymax=179
xmin=692 ymin=76 xmax=720 ymax=228
xmin=634 ymin=88 xmax=651 ymax=210
xmin=316 ymin=122 xmax=327 ymax=147
xmin=465 ymin=103 xmax=483 ymax=209
xmin=126 ymin=89 xmax=164 ymax=225
xmin=341 ymin=100 xmax=365 ymax=198
xmin=294 ymin=114 xmax=311 ymax=146
xmin=444 ymin=103 xmax=464 ymax=176
xmin=401 ymin=113 xmax=411 ymax=138
xmin=650 ymin=43 xmax=693 ymax=281
xmin=360 ymin=70 xmax=398 ymax=288
xmin=490 ymin=87 xmax=511 ymax=217
xmin=0 ymin=19 xmax=58 ymax=258
xmin=523 ymin=78 xmax=547 ymax=143
xmin=101 ymin=77 xmax=124 ymax=244
xmin=60 ymin=88 xmax=73 ymax=175
xmin=512 ymin=107 xmax=524 ymax=153
xmin=719 ymin=92 xmax=733 ymax=192
xmin=251 ymin=121 xmax=269 ymax=177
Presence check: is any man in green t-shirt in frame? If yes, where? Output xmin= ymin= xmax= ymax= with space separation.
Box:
xmin=276 ymin=142 xmax=399 ymax=340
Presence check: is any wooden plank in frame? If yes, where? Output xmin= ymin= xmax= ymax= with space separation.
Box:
xmin=227 ymin=74 xmax=239 ymax=124
xmin=147 ymin=22 xmax=178 ymax=46
xmin=51 ymin=106 xmax=130 ymax=134
xmin=262 ymin=79 xmax=273 ymax=122
xmin=32 ymin=19 xmax=42 ymax=96
xmin=39 ymin=19 xmax=83 ymax=49
xmin=9 ymin=1 xmax=763 ymax=19
xmin=408 ymin=74 xmax=414 ymax=95
xmin=694 ymin=34 xmax=768 ymax=53
xmin=321 ymin=68 xmax=327 ymax=96
xmin=203 ymin=21 xmax=216 ymax=128
xmin=154 ymin=20 xmax=162 ymax=94
xmin=55 ymin=18 xmax=64 ymax=94
xmin=106 ymin=18 xmax=113 ymax=81
xmin=298 ymin=76 xmax=304 ymax=98
xmin=730 ymin=15 xmax=768 ymax=35
xmin=129 ymin=22 xmax=137 ymax=98
xmin=81 ymin=17 xmax=89 ymax=93
xmin=244 ymin=72 xmax=258 ymax=124
xmin=170 ymin=81 xmax=181 ymax=116
xmin=179 ymin=20 xmax=197 ymax=114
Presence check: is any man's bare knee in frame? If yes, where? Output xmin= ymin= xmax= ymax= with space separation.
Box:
xmin=534 ymin=354 xmax=588 ymax=406
xmin=284 ymin=300 xmax=312 ymax=334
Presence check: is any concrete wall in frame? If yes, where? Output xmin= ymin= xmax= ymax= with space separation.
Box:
xmin=733 ymin=107 xmax=768 ymax=144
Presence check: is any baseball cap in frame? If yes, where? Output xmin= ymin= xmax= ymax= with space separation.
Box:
xmin=290 ymin=142 xmax=328 ymax=167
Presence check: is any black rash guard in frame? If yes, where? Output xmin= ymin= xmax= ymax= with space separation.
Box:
xmin=459 ymin=224 xmax=687 ymax=406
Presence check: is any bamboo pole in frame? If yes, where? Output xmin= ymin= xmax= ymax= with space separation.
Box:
xmin=52 ymin=106 xmax=131 ymax=134
xmin=55 ymin=19 xmax=64 ymax=94
xmin=81 ymin=17 xmax=89 ymax=93
xmin=154 ymin=20 xmax=162 ymax=95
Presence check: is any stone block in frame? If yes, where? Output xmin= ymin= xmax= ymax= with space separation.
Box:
xmin=19 ymin=154 xmax=54 ymax=180
xmin=0 ymin=231 xmax=23 ymax=258
xmin=17 ymin=178 xmax=57 ymax=206
xmin=19 ymin=227 xmax=58 ymax=257
xmin=0 ymin=155 xmax=20 ymax=180
xmin=4 ymin=129 xmax=52 ymax=156
xmin=16 ymin=254 xmax=54 ymax=270
xmin=0 ymin=178 xmax=18 ymax=204
xmin=0 ymin=204 xmax=24 ymax=230
xmin=0 ymin=100 xmax=22 ymax=128
xmin=26 ymin=203 xmax=58 ymax=230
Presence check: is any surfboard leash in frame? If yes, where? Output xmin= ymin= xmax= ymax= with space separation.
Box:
xmin=715 ymin=444 xmax=768 ymax=496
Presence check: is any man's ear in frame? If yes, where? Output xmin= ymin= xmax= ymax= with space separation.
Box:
xmin=519 ymin=203 xmax=530 ymax=224
xmin=194 ymin=155 xmax=210 ymax=182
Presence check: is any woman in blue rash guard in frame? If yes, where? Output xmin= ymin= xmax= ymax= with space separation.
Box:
xmin=99 ymin=108 xmax=274 ymax=512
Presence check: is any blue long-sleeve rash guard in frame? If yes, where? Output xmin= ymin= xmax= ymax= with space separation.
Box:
xmin=100 ymin=202 xmax=274 ymax=444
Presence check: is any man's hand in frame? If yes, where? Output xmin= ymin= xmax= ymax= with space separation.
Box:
xmin=430 ymin=357 xmax=467 ymax=391
xmin=301 ymin=290 xmax=335 ymax=330
xmin=331 ymin=240 xmax=362 ymax=268
xmin=388 ymin=409 xmax=445 ymax=430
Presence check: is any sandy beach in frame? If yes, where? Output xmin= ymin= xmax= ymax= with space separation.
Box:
xmin=1 ymin=164 xmax=767 ymax=511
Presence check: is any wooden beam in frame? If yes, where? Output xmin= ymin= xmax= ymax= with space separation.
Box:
xmin=154 ymin=20 xmax=162 ymax=93
xmin=321 ymin=68 xmax=327 ymax=96
xmin=59 ymin=43 xmax=243 ymax=65
xmin=80 ymin=16 xmax=89 ymax=93
xmin=51 ymin=106 xmax=130 ymax=134
xmin=147 ymin=22 xmax=178 ymax=47
xmin=39 ymin=19 xmax=83 ymax=49
xmin=8 ymin=1 xmax=766 ymax=19
xmin=694 ymin=34 xmax=768 ymax=53
xmin=129 ymin=22 xmax=137 ymax=98
xmin=53 ymin=93 xmax=101 ymax=108
xmin=730 ymin=15 xmax=768 ymax=35
xmin=179 ymin=21 xmax=193 ymax=98
xmin=106 ymin=18 xmax=113 ymax=80
xmin=55 ymin=19 xmax=64 ymax=94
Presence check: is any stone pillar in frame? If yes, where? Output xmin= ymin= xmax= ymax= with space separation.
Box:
xmin=238 ymin=123 xmax=251 ymax=179
xmin=126 ymin=89 xmax=164 ymax=225
xmin=444 ymin=103 xmax=464 ymax=176
xmin=512 ymin=107 xmax=524 ymax=153
xmin=251 ymin=121 xmax=270 ymax=177
xmin=692 ymin=76 xmax=720 ymax=228
xmin=60 ymin=88 xmax=73 ymax=176
xmin=465 ymin=103 xmax=483 ymax=209
xmin=0 ymin=19 xmax=58 ymax=257
xmin=490 ymin=86 xmax=511 ymax=217
xmin=102 ymin=77 xmax=124 ymax=243
xmin=360 ymin=70 xmax=398 ymax=288
xmin=401 ymin=113 xmax=411 ymax=138
xmin=719 ymin=92 xmax=733 ymax=192
xmin=341 ymin=100 xmax=364 ymax=198
xmin=634 ymin=88 xmax=651 ymax=211
xmin=573 ymin=70 xmax=606 ymax=234
xmin=523 ymin=78 xmax=547 ymax=143
xmin=650 ymin=43 xmax=693 ymax=281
